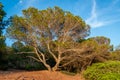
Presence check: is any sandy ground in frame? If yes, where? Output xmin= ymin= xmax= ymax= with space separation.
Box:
xmin=0 ymin=70 xmax=84 ymax=80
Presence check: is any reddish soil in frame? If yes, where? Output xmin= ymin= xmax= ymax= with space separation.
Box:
xmin=0 ymin=70 xmax=84 ymax=80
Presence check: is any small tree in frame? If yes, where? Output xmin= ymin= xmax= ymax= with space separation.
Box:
xmin=61 ymin=38 xmax=111 ymax=72
xmin=12 ymin=41 xmax=24 ymax=52
xmin=0 ymin=2 xmax=7 ymax=70
xmin=12 ymin=41 xmax=34 ymax=53
xmin=0 ymin=2 xmax=6 ymax=53
xmin=7 ymin=7 xmax=90 ymax=71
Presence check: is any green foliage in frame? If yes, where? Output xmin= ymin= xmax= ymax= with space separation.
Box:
xmin=0 ymin=2 xmax=6 ymax=51
xmin=83 ymin=61 xmax=120 ymax=80
xmin=7 ymin=6 xmax=90 ymax=42
xmin=61 ymin=38 xmax=111 ymax=73
xmin=110 ymin=50 xmax=120 ymax=61
xmin=115 ymin=45 xmax=120 ymax=51
xmin=89 ymin=36 xmax=110 ymax=45
xmin=0 ymin=52 xmax=8 ymax=70
xmin=12 ymin=41 xmax=24 ymax=52
xmin=0 ymin=36 xmax=6 ymax=51
xmin=7 ymin=53 xmax=46 ymax=70
xmin=0 ymin=2 xmax=8 ymax=70
xmin=0 ymin=2 xmax=6 ymax=24
xmin=25 ymin=63 xmax=46 ymax=70
xmin=12 ymin=41 xmax=34 ymax=52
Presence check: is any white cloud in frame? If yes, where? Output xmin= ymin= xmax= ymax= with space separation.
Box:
xmin=85 ymin=0 xmax=102 ymax=28
xmin=88 ymin=21 xmax=104 ymax=28
xmin=86 ymin=0 xmax=97 ymax=23
xmin=85 ymin=0 xmax=120 ymax=28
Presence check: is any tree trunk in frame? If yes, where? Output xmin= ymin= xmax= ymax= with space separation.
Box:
xmin=43 ymin=62 xmax=52 ymax=71
xmin=52 ymin=54 xmax=61 ymax=71
xmin=52 ymin=62 xmax=59 ymax=71
xmin=34 ymin=47 xmax=52 ymax=71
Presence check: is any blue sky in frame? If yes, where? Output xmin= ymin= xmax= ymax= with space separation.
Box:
xmin=1 ymin=0 xmax=120 ymax=47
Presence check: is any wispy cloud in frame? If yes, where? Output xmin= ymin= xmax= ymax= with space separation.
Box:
xmin=86 ymin=0 xmax=120 ymax=28
xmin=86 ymin=0 xmax=105 ymax=28
xmin=86 ymin=0 xmax=97 ymax=23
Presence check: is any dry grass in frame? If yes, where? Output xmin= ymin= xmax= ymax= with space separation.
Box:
xmin=0 ymin=70 xmax=84 ymax=80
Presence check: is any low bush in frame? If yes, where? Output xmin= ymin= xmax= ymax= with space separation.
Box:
xmin=0 ymin=51 xmax=8 ymax=70
xmin=7 ymin=53 xmax=46 ymax=70
xmin=110 ymin=51 xmax=120 ymax=61
xmin=83 ymin=61 xmax=120 ymax=80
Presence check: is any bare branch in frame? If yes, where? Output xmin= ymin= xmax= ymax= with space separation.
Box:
xmin=47 ymin=42 xmax=58 ymax=61
xmin=61 ymin=58 xmax=76 ymax=67
xmin=34 ymin=47 xmax=44 ymax=63
xmin=36 ymin=48 xmax=46 ymax=62
xmin=61 ymin=54 xmax=83 ymax=61
xmin=27 ymin=56 xmax=41 ymax=62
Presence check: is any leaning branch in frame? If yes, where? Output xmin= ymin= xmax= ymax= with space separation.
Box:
xmin=34 ymin=47 xmax=44 ymax=63
xmin=47 ymin=42 xmax=58 ymax=62
xmin=61 ymin=58 xmax=76 ymax=67
xmin=27 ymin=56 xmax=41 ymax=62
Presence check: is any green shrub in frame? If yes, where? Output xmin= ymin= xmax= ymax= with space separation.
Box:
xmin=7 ymin=53 xmax=46 ymax=70
xmin=25 ymin=62 xmax=46 ymax=71
xmin=83 ymin=61 xmax=120 ymax=80
xmin=110 ymin=51 xmax=120 ymax=61
xmin=0 ymin=51 xmax=8 ymax=70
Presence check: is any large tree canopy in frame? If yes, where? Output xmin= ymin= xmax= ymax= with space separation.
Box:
xmin=7 ymin=7 xmax=90 ymax=71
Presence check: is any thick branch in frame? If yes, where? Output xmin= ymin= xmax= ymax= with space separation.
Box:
xmin=52 ymin=46 xmax=61 ymax=71
xmin=61 ymin=58 xmax=76 ymax=67
xmin=36 ymin=48 xmax=46 ymax=62
xmin=34 ymin=47 xmax=44 ymax=63
xmin=34 ymin=47 xmax=52 ymax=71
xmin=47 ymin=42 xmax=58 ymax=62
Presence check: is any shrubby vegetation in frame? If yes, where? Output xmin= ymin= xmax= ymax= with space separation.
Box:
xmin=83 ymin=61 xmax=120 ymax=80
xmin=62 ymin=38 xmax=111 ymax=73
xmin=0 ymin=2 xmax=8 ymax=70
xmin=7 ymin=53 xmax=46 ymax=70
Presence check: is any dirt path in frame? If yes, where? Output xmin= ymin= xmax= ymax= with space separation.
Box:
xmin=0 ymin=70 xmax=84 ymax=80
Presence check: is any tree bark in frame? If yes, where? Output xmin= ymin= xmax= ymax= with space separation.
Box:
xmin=34 ymin=47 xmax=52 ymax=71
xmin=52 ymin=59 xmax=60 ymax=71
xmin=52 ymin=46 xmax=61 ymax=71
